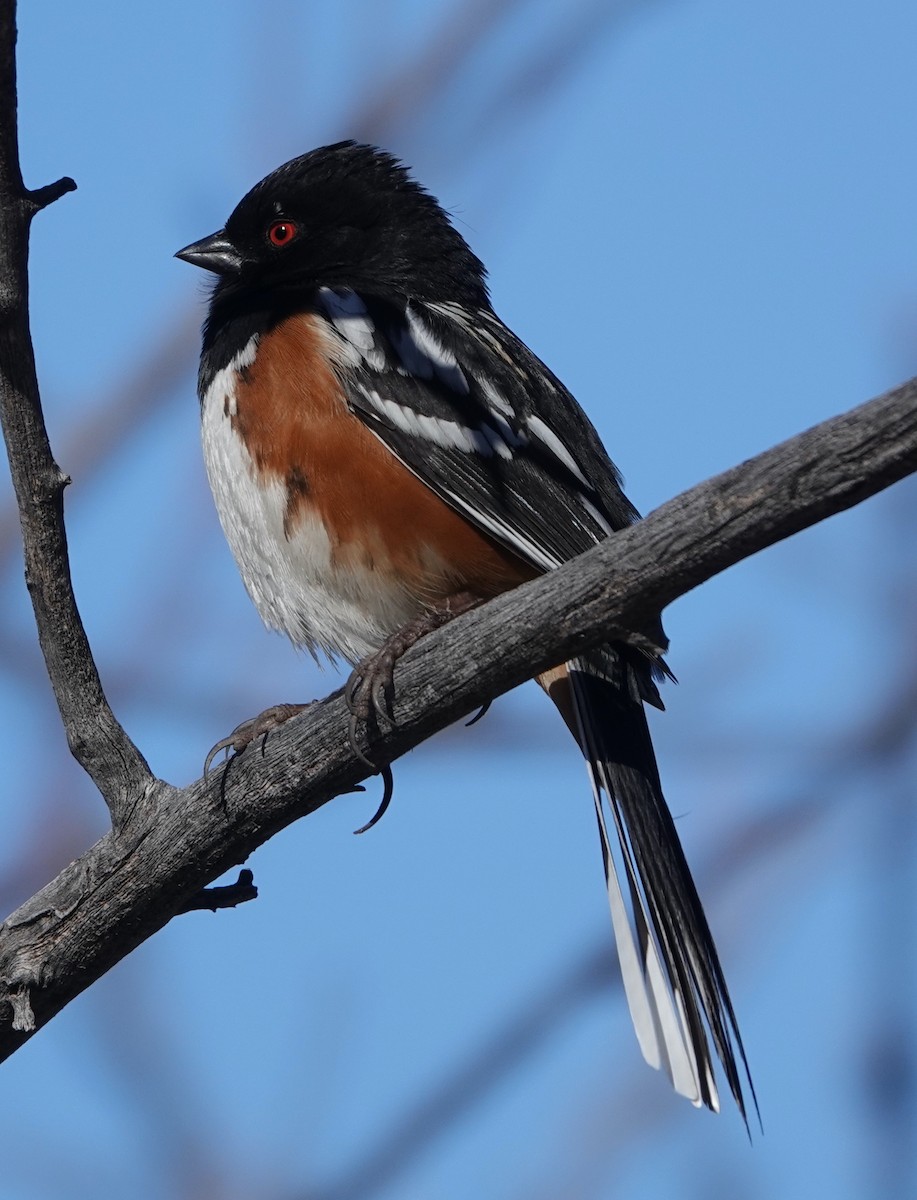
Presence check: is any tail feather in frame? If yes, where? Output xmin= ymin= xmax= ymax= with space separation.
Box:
xmin=553 ymin=652 xmax=756 ymax=1123
xmin=590 ymin=780 xmax=706 ymax=1102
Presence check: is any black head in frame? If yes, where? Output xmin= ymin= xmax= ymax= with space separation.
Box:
xmin=176 ymin=141 xmax=490 ymax=310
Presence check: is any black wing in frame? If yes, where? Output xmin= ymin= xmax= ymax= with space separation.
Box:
xmin=315 ymin=286 xmax=641 ymax=573
xmin=313 ymin=285 xmax=754 ymax=1120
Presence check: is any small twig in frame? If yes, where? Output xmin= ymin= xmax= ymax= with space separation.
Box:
xmin=25 ymin=176 xmax=76 ymax=213
xmin=178 ymin=870 xmax=258 ymax=914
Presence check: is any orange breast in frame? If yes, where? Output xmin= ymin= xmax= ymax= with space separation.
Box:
xmin=230 ymin=313 xmax=536 ymax=607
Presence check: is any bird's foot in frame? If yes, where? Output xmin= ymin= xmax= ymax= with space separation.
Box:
xmin=344 ymin=591 xmax=481 ymax=765
xmin=343 ymin=592 xmax=482 ymax=834
xmin=203 ymin=702 xmax=310 ymax=776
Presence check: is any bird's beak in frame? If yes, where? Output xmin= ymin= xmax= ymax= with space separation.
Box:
xmin=175 ymin=230 xmax=244 ymax=275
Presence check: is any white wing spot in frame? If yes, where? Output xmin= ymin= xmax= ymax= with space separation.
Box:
xmin=317 ymin=287 xmax=386 ymax=370
xmin=478 ymin=377 xmax=514 ymax=419
xmin=438 ymin=484 xmax=559 ymax=569
xmin=358 ymin=385 xmax=509 ymax=457
xmin=579 ymin=494 xmax=613 ymax=536
xmin=425 ymin=300 xmax=474 ymax=331
xmin=389 ymin=324 xmax=435 ymax=381
xmin=402 ymin=305 xmax=469 ymax=394
xmin=526 ymin=415 xmax=590 ymax=487
xmin=480 ymin=423 xmax=513 ymax=459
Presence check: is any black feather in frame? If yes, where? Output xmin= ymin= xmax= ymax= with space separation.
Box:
xmin=568 ymin=653 xmax=757 ymax=1122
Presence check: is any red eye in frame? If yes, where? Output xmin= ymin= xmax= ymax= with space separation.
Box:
xmin=268 ymin=219 xmax=297 ymax=247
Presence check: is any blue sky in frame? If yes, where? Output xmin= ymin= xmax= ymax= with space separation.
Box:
xmin=2 ymin=2 xmax=916 ymax=1197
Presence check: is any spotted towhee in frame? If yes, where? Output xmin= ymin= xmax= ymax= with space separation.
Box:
xmin=177 ymin=141 xmax=754 ymax=1120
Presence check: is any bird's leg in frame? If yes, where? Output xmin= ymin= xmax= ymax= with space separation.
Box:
xmin=345 ymin=589 xmax=482 ymax=760
xmin=343 ymin=590 xmax=482 ymax=834
xmin=203 ymin=702 xmax=311 ymax=776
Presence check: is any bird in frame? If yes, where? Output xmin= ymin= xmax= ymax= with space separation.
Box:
xmin=176 ymin=140 xmax=754 ymax=1121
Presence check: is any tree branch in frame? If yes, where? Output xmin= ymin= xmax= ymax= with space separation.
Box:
xmin=0 ymin=372 xmax=914 ymax=1062
xmin=0 ymin=0 xmax=152 ymax=826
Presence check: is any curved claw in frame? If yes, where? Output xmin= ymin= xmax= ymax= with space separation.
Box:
xmin=202 ymin=703 xmax=309 ymax=779
xmin=352 ymin=763 xmax=394 ymax=834
xmin=465 ymin=700 xmax=492 ymax=727
xmin=344 ymin=664 xmax=366 ymax=714
xmin=348 ymin=710 xmax=379 ymax=771
xmin=203 ymin=737 xmax=235 ymax=777
xmin=371 ymin=674 xmax=395 ymax=726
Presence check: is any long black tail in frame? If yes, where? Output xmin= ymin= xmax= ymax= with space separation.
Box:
xmin=560 ymin=651 xmax=756 ymax=1122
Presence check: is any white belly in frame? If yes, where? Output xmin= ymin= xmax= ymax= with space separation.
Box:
xmin=200 ymin=340 xmax=419 ymax=664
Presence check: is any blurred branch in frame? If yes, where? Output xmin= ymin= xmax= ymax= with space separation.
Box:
xmin=347 ymin=0 xmax=527 ymax=145
xmin=0 ymin=310 xmax=198 ymax=571
xmin=310 ymin=947 xmax=613 ymax=1200
xmin=305 ymin=794 xmax=827 ymax=1200
xmin=467 ymin=0 xmax=664 ymax=141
